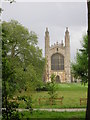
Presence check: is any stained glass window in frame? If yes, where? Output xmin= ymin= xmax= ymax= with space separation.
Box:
xmin=51 ymin=53 xmax=64 ymax=70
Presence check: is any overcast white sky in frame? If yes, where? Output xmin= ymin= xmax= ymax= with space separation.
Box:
xmin=2 ymin=1 xmax=88 ymax=61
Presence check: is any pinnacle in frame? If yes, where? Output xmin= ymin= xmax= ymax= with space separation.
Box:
xmin=66 ymin=27 xmax=68 ymax=30
xmin=46 ymin=27 xmax=48 ymax=32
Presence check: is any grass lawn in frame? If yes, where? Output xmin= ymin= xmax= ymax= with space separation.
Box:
xmin=15 ymin=83 xmax=88 ymax=109
xmin=19 ymin=110 xmax=86 ymax=119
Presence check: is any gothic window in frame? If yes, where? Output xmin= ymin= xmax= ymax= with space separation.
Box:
xmin=51 ymin=53 xmax=64 ymax=70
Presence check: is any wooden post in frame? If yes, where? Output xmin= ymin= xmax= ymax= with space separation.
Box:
xmin=38 ymin=98 xmax=40 ymax=105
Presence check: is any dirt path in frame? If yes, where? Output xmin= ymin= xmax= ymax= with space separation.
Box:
xmin=17 ymin=108 xmax=86 ymax=112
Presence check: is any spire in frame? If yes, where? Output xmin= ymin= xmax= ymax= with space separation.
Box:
xmin=65 ymin=27 xmax=70 ymax=47
xmin=46 ymin=27 xmax=48 ymax=32
xmin=65 ymin=27 xmax=69 ymax=33
xmin=45 ymin=27 xmax=50 ymax=55
xmin=66 ymin=27 xmax=68 ymax=31
xmin=45 ymin=27 xmax=49 ymax=37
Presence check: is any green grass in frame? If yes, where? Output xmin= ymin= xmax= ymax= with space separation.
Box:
xmin=15 ymin=83 xmax=88 ymax=109
xmin=19 ymin=110 xmax=85 ymax=119
xmin=55 ymin=83 xmax=88 ymax=91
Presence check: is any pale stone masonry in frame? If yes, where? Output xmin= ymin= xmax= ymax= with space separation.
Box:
xmin=44 ymin=27 xmax=71 ymax=83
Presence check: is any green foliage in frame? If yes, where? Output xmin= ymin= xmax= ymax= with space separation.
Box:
xmin=47 ymin=74 xmax=57 ymax=104
xmin=2 ymin=44 xmax=20 ymax=119
xmin=19 ymin=111 xmax=85 ymax=119
xmin=71 ymin=35 xmax=88 ymax=84
xmin=2 ymin=20 xmax=45 ymax=93
xmin=2 ymin=101 xmax=20 ymax=120
xmin=2 ymin=20 xmax=45 ymax=119
xmin=17 ymin=95 xmax=33 ymax=114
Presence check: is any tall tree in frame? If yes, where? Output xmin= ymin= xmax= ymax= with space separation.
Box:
xmin=71 ymin=34 xmax=89 ymax=119
xmin=71 ymin=35 xmax=88 ymax=84
xmin=2 ymin=20 xmax=45 ymax=94
xmin=47 ymin=74 xmax=57 ymax=105
xmin=2 ymin=20 xmax=45 ymax=119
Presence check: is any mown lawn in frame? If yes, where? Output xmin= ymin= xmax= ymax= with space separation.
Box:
xmin=15 ymin=83 xmax=88 ymax=108
xmin=19 ymin=110 xmax=85 ymax=119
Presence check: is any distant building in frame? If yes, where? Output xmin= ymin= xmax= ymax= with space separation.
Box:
xmin=44 ymin=27 xmax=71 ymax=83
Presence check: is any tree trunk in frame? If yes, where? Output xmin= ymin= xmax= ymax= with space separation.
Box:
xmin=86 ymin=1 xmax=90 ymax=119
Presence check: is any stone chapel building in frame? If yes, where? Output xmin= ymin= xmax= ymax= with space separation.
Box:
xmin=44 ymin=27 xmax=71 ymax=83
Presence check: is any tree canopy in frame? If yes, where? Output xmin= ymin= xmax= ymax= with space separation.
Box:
xmin=2 ymin=20 xmax=45 ymax=95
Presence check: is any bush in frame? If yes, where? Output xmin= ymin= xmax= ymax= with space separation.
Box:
xmin=36 ymin=85 xmax=48 ymax=91
xmin=2 ymin=101 xmax=20 ymax=120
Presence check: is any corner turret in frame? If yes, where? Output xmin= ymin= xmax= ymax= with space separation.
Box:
xmin=65 ymin=27 xmax=70 ymax=47
xmin=45 ymin=27 xmax=50 ymax=56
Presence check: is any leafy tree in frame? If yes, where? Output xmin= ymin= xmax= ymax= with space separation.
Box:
xmin=2 ymin=20 xmax=45 ymax=119
xmin=47 ymin=74 xmax=57 ymax=105
xmin=2 ymin=50 xmax=20 ymax=120
xmin=2 ymin=101 xmax=20 ymax=120
xmin=71 ymin=35 xmax=89 ymax=120
xmin=2 ymin=20 xmax=20 ymax=120
xmin=71 ymin=35 xmax=88 ymax=84
xmin=2 ymin=20 xmax=45 ymax=92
